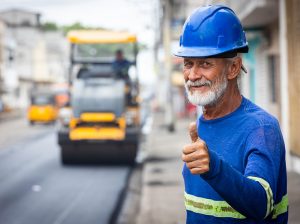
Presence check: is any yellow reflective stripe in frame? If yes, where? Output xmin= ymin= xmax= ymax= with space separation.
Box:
xmin=272 ymin=195 xmax=288 ymax=219
xmin=247 ymin=176 xmax=274 ymax=218
xmin=184 ymin=192 xmax=246 ymax=219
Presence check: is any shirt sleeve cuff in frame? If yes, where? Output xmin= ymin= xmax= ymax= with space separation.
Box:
xmin=201 ymin=150 xmax=222 ymax=180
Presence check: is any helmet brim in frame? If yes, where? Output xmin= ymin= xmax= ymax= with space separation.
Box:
xmin=174 ymin=46 xmax=248 ymax=58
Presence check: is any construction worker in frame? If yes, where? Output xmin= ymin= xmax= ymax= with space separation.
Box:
xmin=112 ymin=49 xmax=131 ymax=80
xmin=175 ymin=5 xmax=288 ymax=223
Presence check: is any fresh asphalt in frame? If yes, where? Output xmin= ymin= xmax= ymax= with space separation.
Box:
xmin=0 ymin=130 xmax=131 ymax=224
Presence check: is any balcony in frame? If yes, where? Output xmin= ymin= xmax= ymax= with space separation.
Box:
xmin=228 ymin=0 xmax=279 ymax=28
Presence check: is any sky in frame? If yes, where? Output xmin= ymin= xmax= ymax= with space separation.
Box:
xmin=0 ymin=0 xmax=159 ymax=85
xmin=0 ymin=0 xmax=159 ymax=46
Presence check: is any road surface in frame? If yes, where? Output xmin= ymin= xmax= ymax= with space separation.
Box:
xmin=0 ymin=118 xmax=131 ymax=224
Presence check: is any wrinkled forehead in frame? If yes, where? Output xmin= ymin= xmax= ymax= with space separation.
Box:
xmin=183 ymin=57 xmax=227 ymax=63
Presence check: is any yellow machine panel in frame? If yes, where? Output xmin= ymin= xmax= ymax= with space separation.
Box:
xmin=70 ymin=127 xmax=125 ymax=141
xmin=67 ymin=30 xmax=137 ymax=44
xmin=80 ymin=113 xmax=116 ymax=122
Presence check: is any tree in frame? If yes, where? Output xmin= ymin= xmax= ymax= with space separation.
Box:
xmin=41 ymin=22 xmax=59 ymax=31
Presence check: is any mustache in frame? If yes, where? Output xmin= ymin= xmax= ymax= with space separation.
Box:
xmin=185 ymin=79 xmax=212 ymax=88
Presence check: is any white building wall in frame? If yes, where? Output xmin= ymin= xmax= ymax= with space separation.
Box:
xmin=44 ymin=31 xmax=69 ymax=83
xmin=265 ymin=24 xmax=281 ymax=120
xmin=240 ymin=63 xmax=251 ymax=99
xmin=33 ymin=39 xmax=48 ymax=82
xmin=2 ymin=27 xmax=68 ymax=108
xmin=0 ymin=20 xmax=5 ymax=84
xmin=185 ymin=0 xmax=207 ymax=15
xmin=255 ymin=44 xmax=270 ymax=111
xmin=0 ymin=10 xmax=39 ymax=27
xmin=8 ymin=27 xmax=40 ymax=80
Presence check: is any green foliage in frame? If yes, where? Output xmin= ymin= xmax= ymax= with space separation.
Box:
xmin=62 ymin=22 xmax=87 ymax=34
xmin=62 ymin=22 xmax=105 ymax=35
xmin=41 ymin=22 xmax=59 ymax=31
xmin=41 ymin=21 xmax=106 ymax=34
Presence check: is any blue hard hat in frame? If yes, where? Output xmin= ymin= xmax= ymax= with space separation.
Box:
xmin=174 ymin=5 xmax=248 ymax=58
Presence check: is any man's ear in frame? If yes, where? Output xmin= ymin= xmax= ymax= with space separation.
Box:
xmin=227 ymin=57 xmax=242 ymax=80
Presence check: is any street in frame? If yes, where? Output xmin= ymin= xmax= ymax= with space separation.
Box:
xmin=0 ymin=117 xmax=131 ymax=224
xmin=1 ymin=1 xmax=299 ymax=224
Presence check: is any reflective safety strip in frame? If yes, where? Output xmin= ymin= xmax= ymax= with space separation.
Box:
xmin=272 ymin=195 xmax=288 ymax=219
xmin=184 ymin=192 xmax=246 ymax=219
xmin=247 ymin=176 xmax=274 ymax=218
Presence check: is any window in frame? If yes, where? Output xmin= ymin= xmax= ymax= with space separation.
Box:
xmin=268 ymin=55 xmax=279 ymax=103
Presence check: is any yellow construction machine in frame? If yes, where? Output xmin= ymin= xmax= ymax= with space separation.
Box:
xmin=57 ymin=30 xmax=141 ymax=164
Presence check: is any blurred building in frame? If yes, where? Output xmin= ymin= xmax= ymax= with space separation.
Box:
xmin=0 ymin=17 xmax=19 ymax=109
xmin=159 ymin=0 xmax=300 ymax=173
xmin=0 ymin=19 xmax=5 ymax=111
xmin=0 ymin=19 xmax=5 ymax=98
xmin=224 ymin=0 xmax=300 ymax=174
xmin=0 ymin=9 xmax=68 ymax=109
xmin=225 ymin=0 xmax=280 ymax=124
xmin=0 ymin=8 xmax=41 ymax=27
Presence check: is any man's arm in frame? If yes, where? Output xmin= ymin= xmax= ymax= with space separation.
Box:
xmin=182 ymin=123 xmax=282 ymax=220
xmin=201 ymin=150 xmax=269 ymax=220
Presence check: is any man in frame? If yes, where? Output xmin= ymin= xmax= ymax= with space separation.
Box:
xmin=112 ymin=49 xmax=131 ymax=80
xmin=174 ymin=5 xmax=288 ymax=224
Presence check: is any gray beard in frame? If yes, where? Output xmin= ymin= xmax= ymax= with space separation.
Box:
xmin=185 ymin=76 xmax=228 ymax=106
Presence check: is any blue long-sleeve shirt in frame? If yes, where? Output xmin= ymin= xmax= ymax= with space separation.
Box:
xmin=183 ymin=96 xmax=288 ymax=223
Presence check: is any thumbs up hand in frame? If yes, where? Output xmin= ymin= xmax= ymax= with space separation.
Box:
xmin=182 ymin=122 xmax=210 ymax=175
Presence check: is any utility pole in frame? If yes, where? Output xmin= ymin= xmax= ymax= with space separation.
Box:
xmin=279 ymin=0 xmax=290 ymax=169
xmin=0 ymin=21 xmax=4 ymax=100
xmin=162 ymin=0 xmax=175 ymax=132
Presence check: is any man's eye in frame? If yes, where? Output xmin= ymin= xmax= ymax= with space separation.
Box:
xmin=184 ymin=62 xmax=193 ymax=68
xmin=201 ymin=61 xmax=211 ymax=67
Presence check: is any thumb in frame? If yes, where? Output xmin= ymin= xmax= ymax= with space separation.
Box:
xmin=189 ymin=122 xmax=199 ymax=143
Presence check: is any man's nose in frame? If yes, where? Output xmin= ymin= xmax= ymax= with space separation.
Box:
xmin=188 ymin=66 xmax=202 ymax=82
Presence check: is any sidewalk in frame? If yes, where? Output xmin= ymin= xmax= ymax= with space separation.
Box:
xmin=135 ymin=112 xmax=188 ymax=224
xmin=0 ymin=109 xmax=24 ymax=122
xmin=119 ymin=111 xmax=300 ymax=224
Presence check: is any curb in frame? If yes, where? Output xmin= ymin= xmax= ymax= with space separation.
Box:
xmin=115 ymin=163 xmax=143 ymax=224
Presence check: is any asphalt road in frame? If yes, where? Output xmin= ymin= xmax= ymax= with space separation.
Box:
xmin=0 ymin=126 xmax=131 ymax=224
